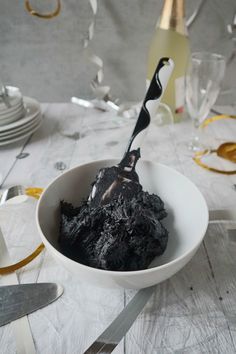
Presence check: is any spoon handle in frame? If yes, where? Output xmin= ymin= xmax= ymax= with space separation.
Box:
xmin=124 ymin=58 xmax=174 ymax=156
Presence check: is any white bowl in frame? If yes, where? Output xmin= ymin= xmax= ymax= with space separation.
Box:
xmin=36 ymin=160 xmax=209 ymax=289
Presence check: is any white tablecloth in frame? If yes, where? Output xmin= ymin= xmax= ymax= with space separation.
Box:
xmin=0 ymin=103 xmax=236 ymax=354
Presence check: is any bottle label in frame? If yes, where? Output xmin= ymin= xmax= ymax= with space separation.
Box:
xmin=175 ymin=76 xmax=185 ymax=114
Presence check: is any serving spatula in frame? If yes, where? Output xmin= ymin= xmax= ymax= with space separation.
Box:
xmin=0 ymin=283 xmax=63 ymax=327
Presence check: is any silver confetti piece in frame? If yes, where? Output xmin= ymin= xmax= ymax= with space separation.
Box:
xmin=54 ymin=161 xmax=67 ymax=171
xmin=16 ymin=153 xmax=30 ymax=159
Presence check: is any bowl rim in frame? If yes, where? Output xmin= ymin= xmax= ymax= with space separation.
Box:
xmin=36 ymin=158 xmax=209 ymax=276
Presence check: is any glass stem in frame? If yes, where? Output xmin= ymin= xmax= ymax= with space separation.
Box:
xmin=188 ymin=118 xmax=201 ymax=151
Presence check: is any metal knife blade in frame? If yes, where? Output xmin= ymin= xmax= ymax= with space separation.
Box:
xmin=0 ymin=283 xmax=63 ymax=327
xmin=83 ymin=286 xmax=156 ymax=354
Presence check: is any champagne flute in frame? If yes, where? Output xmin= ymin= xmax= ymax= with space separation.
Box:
xmin=185 ymin=52 xmax=226 ymax=151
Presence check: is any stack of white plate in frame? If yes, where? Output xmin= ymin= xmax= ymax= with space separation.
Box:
xmin=0 ymin=87 xmax=42 ymax=146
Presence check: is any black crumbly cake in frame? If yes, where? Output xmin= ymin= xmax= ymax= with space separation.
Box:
xmin=59 ymin=149 xmax=169 ymax=271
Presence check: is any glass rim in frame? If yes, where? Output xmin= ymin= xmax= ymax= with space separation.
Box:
xmin=191 ymin=51 xmax=226 ymax=62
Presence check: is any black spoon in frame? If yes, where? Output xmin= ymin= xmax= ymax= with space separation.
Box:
xmin=89 ymin=58 xmax=174 ymax=207
xmin=122 ymin=57 xmax=174 ymax=161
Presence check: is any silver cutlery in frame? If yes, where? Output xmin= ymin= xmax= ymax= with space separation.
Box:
xmin=0 ymin=283 xmax=63 ymax=327
xmin=0 ymin=185 xmax=43 ymax=206
xmin=83 ymin=286 xmax=155 ymax=354
xmin=0 ymin=185 xmax=25 ymax=206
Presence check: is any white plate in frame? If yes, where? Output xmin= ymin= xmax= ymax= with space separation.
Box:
xmin=0 ymin=118 xmax=42 ymax=142
xmin=0 ymin=100 xmax=23 ymax=116
xmin=0 ymin=104 xmax=24 ymax=119
xmin=0 ymin=107 xmax=25 ymax=126
xmin=0 ymin=120 xmax=42 ymax=146
xmin=0 ymin=97 xmax=40 ymax=133
xmin=0 ymin=113 xmax=41 ymax=137
xmin=0 ymin=112 xmax=41 ymax=137
xmin=0 ymin=114 xmax=42 ymax=140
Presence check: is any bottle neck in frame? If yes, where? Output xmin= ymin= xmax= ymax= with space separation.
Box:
xmin=158 ymin=0 xmax=187 ymax=35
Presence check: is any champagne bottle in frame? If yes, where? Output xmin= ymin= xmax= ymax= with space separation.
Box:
xmin=147 ymin=0 xmax=190 ymax=123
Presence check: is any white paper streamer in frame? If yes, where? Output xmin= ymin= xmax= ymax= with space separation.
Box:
xmin=70 ymin=0 xmax=208 ymax=121
xmin=74 ymin=0 xmax=207 ymax=117
xmin=0 ymin=227 xmax=36 ymax=354
xmin=186 ymin=0 xmax=206 ymax=28
xmin=83 ymin=0 xmax=111 ymax=99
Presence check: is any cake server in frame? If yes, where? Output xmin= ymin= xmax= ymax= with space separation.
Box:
xmin=0 ymin=283 xmax=63 ymax=327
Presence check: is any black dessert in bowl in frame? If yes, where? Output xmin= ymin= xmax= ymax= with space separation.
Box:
xmin=59 ymin=150 xmax=169 ymax=271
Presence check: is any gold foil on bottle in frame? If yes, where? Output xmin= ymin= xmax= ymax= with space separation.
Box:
xmin=158 ymin=0 xmax=187 ymax=35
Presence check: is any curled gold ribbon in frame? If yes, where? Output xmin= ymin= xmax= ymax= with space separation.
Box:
xmin=0 ymin=188 xmax=45 ymax=275
xmin=194 ymin=149 xmax=236 ymax=175
xmin=0 ymin=243 xmax=45 ymax=275
xmin=194 ymin=114 xmax=236 ymax=174
xmin=25 ymin=0 xmax=61 ymax=19
xmin=200 ymin=114 xmax=236 ymax=128
xmin=83 ymin=0 xmax=111 ymax=99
